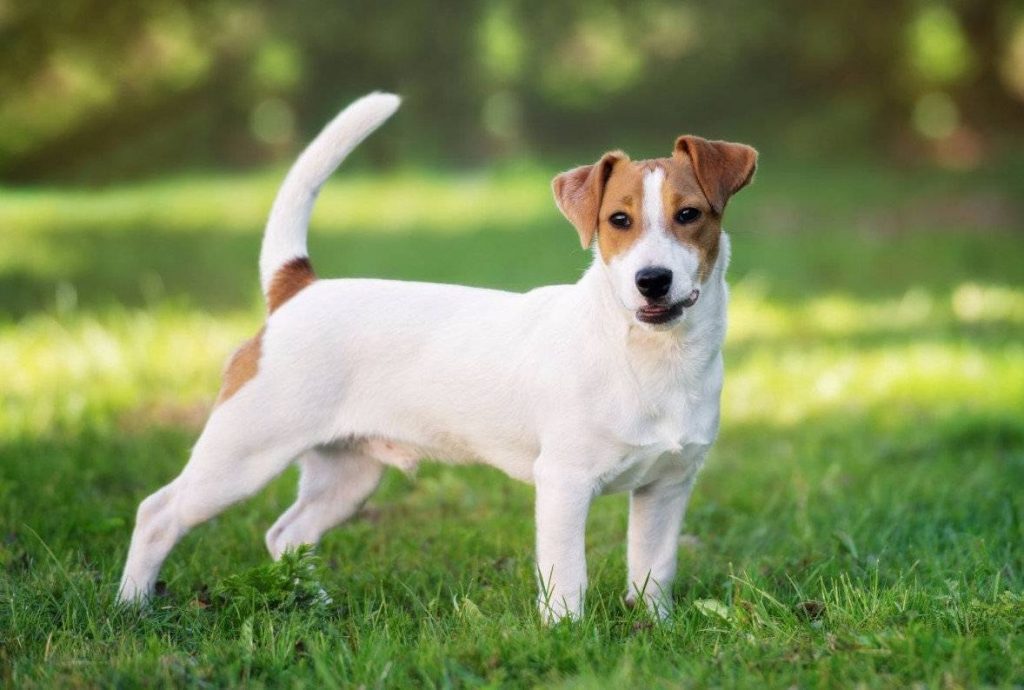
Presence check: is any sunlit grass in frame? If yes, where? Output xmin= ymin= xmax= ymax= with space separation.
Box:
xmin=729 ymin=280 xmax=1024 ymax=342
xmin=3 ymin=283 xmax=1021 ymax=438
xmin=0 ymin=308 xmax=252 ymax=436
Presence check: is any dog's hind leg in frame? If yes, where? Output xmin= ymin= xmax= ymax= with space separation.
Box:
xmin=264 ymin=445 xmax=384 ymax=560
xmin=117 ymin=393 xmax=314 ymax=604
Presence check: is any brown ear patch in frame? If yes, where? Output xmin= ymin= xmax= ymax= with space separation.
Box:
xmin=215 ymin=327 xmax=265 ymax=406
xmin=673 ymin=136 xmax=757 ymax=215
xmin=552 ymin=151 xmax=626 ymax=248
xmin=267 ymin=257 xmax=316 ymax=313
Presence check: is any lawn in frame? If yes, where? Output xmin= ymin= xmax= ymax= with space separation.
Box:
xmin=1 ymin=159 xmax=1023 ymax=687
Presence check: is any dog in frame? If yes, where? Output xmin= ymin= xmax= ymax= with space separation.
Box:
xmin=118 ymin=92 xmax=757 ymax=622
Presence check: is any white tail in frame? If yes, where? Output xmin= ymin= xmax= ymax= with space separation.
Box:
xmin=259 ymin=92 xmax=401 ymax=294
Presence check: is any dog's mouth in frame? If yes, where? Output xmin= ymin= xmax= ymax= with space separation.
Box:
xmin=636 ymin=289 xmax=700 ymax=325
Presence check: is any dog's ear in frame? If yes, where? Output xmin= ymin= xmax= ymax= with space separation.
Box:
xmin=552 ymin=151 xmax=626 ymax=249
xmin=673 ymin=136 xmax=757 ymax=215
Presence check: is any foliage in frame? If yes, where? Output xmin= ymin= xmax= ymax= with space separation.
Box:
xmin=2 ymin=1 xmax=1023 ymax=181
xmin=213 ymin=546 xmax=332 ymax=617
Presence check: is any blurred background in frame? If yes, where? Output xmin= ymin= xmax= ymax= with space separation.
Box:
xmin=2 ymin=0 xmax=1024 ymax=181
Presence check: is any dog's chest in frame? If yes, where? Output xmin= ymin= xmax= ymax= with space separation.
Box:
xmin=598 ymin=357 xmax=722 ymax=494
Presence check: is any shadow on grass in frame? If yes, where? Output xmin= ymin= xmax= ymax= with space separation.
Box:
xmin=0 ymin=222 xmax=587 ymax=320
xmin=3 ymin=220 xmax=1023 ymax=321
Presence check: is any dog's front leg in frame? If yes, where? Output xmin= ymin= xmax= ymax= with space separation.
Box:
xmin=533 ymin=463 xmax=595 ymax=623
xmin=626 ymin=473 xmax=696 ymax=619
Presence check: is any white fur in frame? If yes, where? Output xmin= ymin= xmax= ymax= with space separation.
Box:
xmin=260 ymin=92 xmax=401 ymax=293
xmin=119 ymin=94 xmax=731 ymax=623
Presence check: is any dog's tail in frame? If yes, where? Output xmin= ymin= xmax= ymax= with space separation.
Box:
xmin=259 ymin=92 xmax=401 ymax=309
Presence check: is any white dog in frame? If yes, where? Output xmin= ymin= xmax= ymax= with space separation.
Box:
xmin=118 ymin=92 xmax=757 ymax=622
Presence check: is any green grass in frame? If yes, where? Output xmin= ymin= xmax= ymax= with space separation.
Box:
xmin=1 ymin=160 xmax=1023 ymax=687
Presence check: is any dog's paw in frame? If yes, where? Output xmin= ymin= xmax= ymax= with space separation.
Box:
xmin=624 ymin=591 xmax=672 ymax=620
xmin=116 ymin=580 xmax=152 ymax=607
xmin=537 ymin=595 xmax=583 ymax=625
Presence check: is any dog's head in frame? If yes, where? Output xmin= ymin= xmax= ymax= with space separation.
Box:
xmin=553 ymin=136 xmax=757 ymax=327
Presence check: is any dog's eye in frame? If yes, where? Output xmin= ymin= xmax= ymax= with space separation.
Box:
xmin=674 ymin=207 xmax=701 ymax=225
xmin=608 ymin=212 xmax=632 ymax=229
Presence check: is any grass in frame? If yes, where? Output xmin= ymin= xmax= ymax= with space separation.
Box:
xmin=1 ymin=158 xmax=1023 ymax=687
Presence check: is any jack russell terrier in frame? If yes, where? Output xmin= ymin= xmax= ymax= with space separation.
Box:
xmin=118 ymin=92 xmax=757 ymax=622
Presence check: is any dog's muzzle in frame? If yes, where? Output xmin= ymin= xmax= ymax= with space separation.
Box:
xmin=636 ymin=289 xmax=700 ymax=324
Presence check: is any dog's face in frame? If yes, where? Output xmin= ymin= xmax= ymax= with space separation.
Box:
xmin=553 ymin=136 xmax=757 ymax=327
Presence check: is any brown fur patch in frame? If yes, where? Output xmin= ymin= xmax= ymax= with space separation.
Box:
xmin=215 ymin=327 xmax=265 ymax=405
xmin=596 ymin=161 xmax=648 ymax=263
xmin=660 ymin=157 xmax=723 ymax=281
xmin=267 ymin=257 xmax=316 ymax=313
xmin=213 ymin=258 xmax=315 ymax=407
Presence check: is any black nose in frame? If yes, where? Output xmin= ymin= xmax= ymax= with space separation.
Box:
xmin=635 ymin=267 xmax=673 ymax=300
